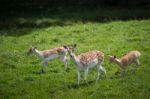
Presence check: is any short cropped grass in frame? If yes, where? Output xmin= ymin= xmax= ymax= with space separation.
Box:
xmin=0 ymin=7 xmax=150 ymax=99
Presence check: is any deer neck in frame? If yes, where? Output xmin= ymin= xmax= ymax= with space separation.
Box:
xmin=114 ymin=58 xmax=123 ymax=68
xmin=71 ymin=53 xmax=81 ymax=67
xmin=33 ymin=49 xmax=43 ymax=59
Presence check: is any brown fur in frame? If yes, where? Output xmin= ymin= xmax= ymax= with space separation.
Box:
xmin=109 ymin=50 xmax=141 ymax=69
xmin=42 ymin=47 xmax=65 ymax=58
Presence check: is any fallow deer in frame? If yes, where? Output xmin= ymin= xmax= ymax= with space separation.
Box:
xmin=109 ymin=50 xmax=141 ymax=75
xmin=27 ymin=46 xmax=70 ymax=72
xmin=64 ymin=44 xmax=107 ymax=85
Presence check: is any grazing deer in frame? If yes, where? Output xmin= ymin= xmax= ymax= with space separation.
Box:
xmin=64 ymin=44 xmax=107 ymax=85
xmin=27 ymin=46 xmax=70 ymax=72
xmin=109 ymin=50 xmax=141 ymax=75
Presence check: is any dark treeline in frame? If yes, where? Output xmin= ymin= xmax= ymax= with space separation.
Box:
xmin=0 ymin=0 xmax=150 ymax=12
xmin=0 ymin=0 xmax=150 ymax=29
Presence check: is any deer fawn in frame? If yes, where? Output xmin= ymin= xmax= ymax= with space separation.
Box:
xmin=109 ymin=50 xmax=141 ymax=76
xmin=64 ymin=44 xmax=107 ymax=85
xmin=27 ymin=46 xmax=70 ymax=72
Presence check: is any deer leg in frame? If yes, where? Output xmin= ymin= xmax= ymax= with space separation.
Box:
xmin=100 ymin=65 xmax=107 ymax=79
xmin=96 ymin=65 xmax=100 ymax=83
xmin=64 ymin=61 xmax=68 ymax=71
xmin=65 ymin=57 xmax=70 ymax=71
xmin=84 ymin=67 xmax=89 ymax=85
xmin=132 ymin=59 xmax=140 ymax=74
xmin=62 ymin=56 xmax=70 ymax=71
xmin=135 ymin=59 xmax=140 ymax=66
xmin=121 ymin=69 xmax=126 ymax=77
xmin=63 ymin=59 xmax=68 ymax=71
xmin=77 ymin=71 xmax=80 ymax=86
xmin=41 ymin=60 xmax=48 ymax=73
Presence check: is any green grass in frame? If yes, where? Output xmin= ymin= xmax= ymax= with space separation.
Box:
xmin=0 ymin=7 xmax=150 ymax=99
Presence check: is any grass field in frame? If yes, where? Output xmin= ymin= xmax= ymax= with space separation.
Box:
xmin=0 ymin=7 xmax=150 ymax=98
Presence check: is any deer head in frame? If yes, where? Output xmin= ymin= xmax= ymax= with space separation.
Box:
xmin=63 ymin=44 xmax=77 ymax=58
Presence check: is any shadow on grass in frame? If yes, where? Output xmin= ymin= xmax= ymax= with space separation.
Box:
xmin=109 ymin=70 xmax=137 ymax=79
xmin=0 ymin=6 xmax=150 ymax=36
xmin=32 ymin=68 xmax=63 ymax=74
xmin=67 ymin=80 xmax=95 ymax=89
xmin=32 ymin=70 xmax=46 ymax=74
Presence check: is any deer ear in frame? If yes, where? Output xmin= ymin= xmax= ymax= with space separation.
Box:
xmin=114 ymin=55 xmax=116 ymax=58
xmin=63 ymin=45 xmax=68 ymax=49
xmin=34 ymin=47 xmax=37 ymax=49
xmin=73 ymin=44 xmax=77 ymax=48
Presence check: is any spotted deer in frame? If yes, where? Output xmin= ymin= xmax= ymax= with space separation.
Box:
xmin=64 ymin=44 xmax=107 ymax=85
xmin=27 ymin=46 xmax=70 ymax=72
xmin=109 ymin=50 xmax=141 ymax=75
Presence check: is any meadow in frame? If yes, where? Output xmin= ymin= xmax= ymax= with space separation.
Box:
xmin=0 ymin=7 xmax=150 ymax=98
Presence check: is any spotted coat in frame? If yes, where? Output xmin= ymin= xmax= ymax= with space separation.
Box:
xmin=78 ymin=51 xmax=104 ymax=65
